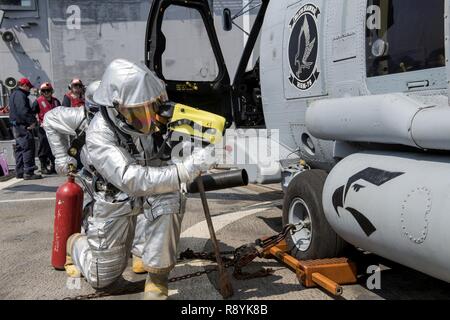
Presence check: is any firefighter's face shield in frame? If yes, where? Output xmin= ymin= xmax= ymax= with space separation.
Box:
xmin=117 ymin=97 xmax=168 ymax=135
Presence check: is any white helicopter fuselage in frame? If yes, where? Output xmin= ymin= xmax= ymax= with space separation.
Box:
xmin=260 ymin=0 xmax=449 ymax=170
xmin=144 ymin=0 xmax=450 ymax=284
xmin=258 ymin=0 xmax=450 ymax=283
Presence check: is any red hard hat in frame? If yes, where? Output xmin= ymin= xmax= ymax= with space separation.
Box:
xmin=18 ymin=78 xmax=34 ymax=88
xmin=70 ymin=78 xmax=83 ymax=86
xmin=40 ymin=82 xmax=53 ymax=91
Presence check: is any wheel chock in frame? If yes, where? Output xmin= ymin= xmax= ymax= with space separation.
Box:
xmin=263 ymin=241 xmax=357 ymax=296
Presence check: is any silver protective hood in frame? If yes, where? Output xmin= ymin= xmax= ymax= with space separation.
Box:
xmin=93 ymin=59 xmax=167 ymax=108
xmin=85 ymin=80 xmax=101 ymax=105
xmin=93 ymin=59 xmax=168 ymax=136
xmin=85 ymin=80 xmax=101 ymax=116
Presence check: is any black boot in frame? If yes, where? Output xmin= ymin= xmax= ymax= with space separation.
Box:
xmin=24 ymin=173 xmax=43 ymax=180
xmin=49 ymin=161 xmax=57 ymax=174
xmin=40 ymin=159 xmax=50 ymax=175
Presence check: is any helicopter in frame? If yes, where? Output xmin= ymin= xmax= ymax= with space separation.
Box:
xmin=145 ymin=0 xmax=450 ymax=284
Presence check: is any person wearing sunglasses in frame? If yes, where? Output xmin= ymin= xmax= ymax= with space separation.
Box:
xmin=62 ymin=78 xmax=85 ymax=108
xmin=32 ymin=82 xmax=61 ymax=174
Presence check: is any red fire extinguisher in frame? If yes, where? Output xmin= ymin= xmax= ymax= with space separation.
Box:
xmin=51 ymin=174 xmax=83 ymax=270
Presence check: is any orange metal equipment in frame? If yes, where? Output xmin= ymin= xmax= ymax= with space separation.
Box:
xmin=263 ymin=240 xmax=357 ymax=296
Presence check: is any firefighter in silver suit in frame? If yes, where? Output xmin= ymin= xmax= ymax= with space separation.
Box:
xmin=44 ymin=80 xmax=153 ymax=287
xmin=62 ymin=59 xmax=215 ymax=300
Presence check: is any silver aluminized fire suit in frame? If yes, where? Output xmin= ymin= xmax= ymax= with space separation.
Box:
xmin=43 ymin=105 xmax=151 ymax=274
xmin=43 ymin=106 xmax=95 ymax=233
xmin=71 ymin=113 xmax=186 ymax=288
xmin=43 ymin=106 xmax=86 ymax=176
xmin=43 ymin=80 xmax=102 ymax=177
xmin=43 ymin=90 xmax=176 ymax=288
xmin=53 ymin=59 xmax=213 ymax=289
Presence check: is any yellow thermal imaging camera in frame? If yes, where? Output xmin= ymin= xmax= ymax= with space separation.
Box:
xmin=158 ymin=102 xmax=226 ymax=145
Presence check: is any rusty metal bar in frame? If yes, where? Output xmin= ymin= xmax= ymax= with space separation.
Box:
xmin=196 ymin=176 xmax=234 ymax=299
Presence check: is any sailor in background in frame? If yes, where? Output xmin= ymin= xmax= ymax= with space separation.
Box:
xmin=62 ymin=79 xmax=85 ymax=108
xmin=32 ymin=82 xmax=60 ymax=174
xmin=8 ymin=78 xmax=42 ymax=180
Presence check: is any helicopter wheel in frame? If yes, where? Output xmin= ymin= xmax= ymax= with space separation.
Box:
xmin=282 ymin=170 xmax=346 ymax=260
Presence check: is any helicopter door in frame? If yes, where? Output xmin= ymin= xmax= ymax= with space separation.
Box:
xmin=145 ymin=0 xmax=233 ymax=124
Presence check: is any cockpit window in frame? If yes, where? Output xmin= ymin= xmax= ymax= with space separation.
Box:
xmin=366 ymin=0 xmax=445 ymax=78
xmin=0 ymin=0 xmax=36 ymax=11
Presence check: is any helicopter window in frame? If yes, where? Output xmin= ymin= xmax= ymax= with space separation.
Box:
xmin=366 ymin=0 xmax=445 ymax=77
xmin=0 ymin=0 xmax=36 ymax=11
xmin=160 ymin=5 xmax=219 ymax=82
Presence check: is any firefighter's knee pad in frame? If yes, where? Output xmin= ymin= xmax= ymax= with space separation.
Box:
xmin=88 ymin=245 xmax=128 ymax=289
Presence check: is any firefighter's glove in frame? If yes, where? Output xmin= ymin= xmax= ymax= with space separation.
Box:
xmin=176 ymin=145 xmax=217 ymax=185
xmin=55 ymin=156 xmax=78 ymax=175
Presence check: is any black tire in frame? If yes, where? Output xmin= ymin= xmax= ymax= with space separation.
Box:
xmin=282 ymin=170 xmax=346 ymax=260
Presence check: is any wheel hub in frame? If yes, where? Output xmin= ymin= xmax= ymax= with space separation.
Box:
xmin=288 ymin=197 xmax=313 ymax=252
